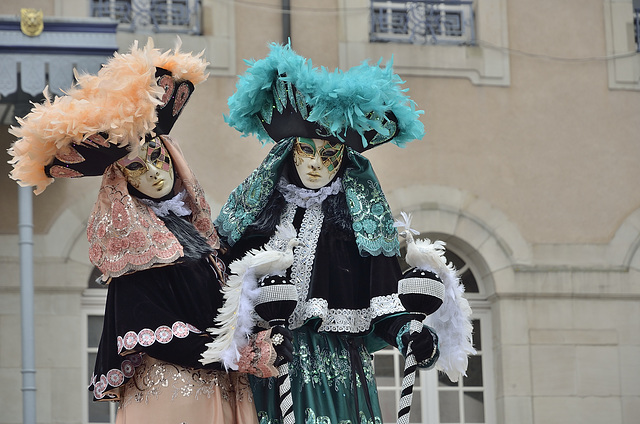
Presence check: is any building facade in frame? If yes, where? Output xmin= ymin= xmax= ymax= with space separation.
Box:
xmin=1 ymin=1 xmax=639 ymax=423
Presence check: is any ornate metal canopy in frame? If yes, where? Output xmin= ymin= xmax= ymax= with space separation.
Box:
xmin=0 ymin=13 xmax=118 ymax=123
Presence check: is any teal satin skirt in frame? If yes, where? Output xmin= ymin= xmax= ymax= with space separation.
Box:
xmin=251 ymin=324 xmax=384 ymax=424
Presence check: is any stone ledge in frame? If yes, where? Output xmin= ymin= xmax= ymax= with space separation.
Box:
xmin=530 ymin=329 xmax=618 ymax=345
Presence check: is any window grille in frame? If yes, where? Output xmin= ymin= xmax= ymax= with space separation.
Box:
xmin=91 ymin=0 xmax=201 ymax=34
xmin=370 ymin=0 xmax=476 ymax=46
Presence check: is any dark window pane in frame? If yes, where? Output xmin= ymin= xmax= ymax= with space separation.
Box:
xmin=409 ymin=388 xmax=422 ymax=422
xmin=378 ymin=390 xmax=397 ymax=423
xmin=438 ymin=370 xmax=459 ymax=387
xmin=472 ymin=319 xmax=481 ymax=351
xmin=88 ymin=352 xmax=96 ymax=380
xmin=374 ymin=353 xmax=395 ymax=378
xmin=461 ymin=269 xmax=479 ymax=293
xmin=464 ymin=391 xmax=485 ymax=423
xmin=446 ymin=249 xmax=465 ymax=270
xmin=87 ymin=267 xmax=107 ymax=289
xmin=88 ymin=391 xmax=110 ymax=422
xmin=398 ymin=246 xmax=410 ymax=272
xmin=88 ymin=315 xmax=104 ymax=348
xmin=439 ymin=390 xmax=460 ymax=423
xmin=443 ymin=11 xmax=463 ymax=36
xmin=463 ymin=355 xmax=483 ymax=387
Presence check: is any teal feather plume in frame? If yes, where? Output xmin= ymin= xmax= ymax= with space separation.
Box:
xmin=225 ymin=43 xmax=425 ymax=149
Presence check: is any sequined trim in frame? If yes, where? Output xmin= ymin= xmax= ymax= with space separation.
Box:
xmin=48 ymin=165 xmax=84 ymax=178
xmin=215 ymin=140 xmax=293 ymax=247
xmin=91 ymin=352 xmax=144 ymax=400
xmin=237 ymin=330 xmax=278 ymax=378
xmin=158 ymin=75 xmax=175 ymax=107
xmin=259 ymin=409 xmax=382 ymax=424
xmin=117 ymin=321 xmax=203 ymax=354
xmin=87 ymin=135 xmax=219 ymax=280
xmin=119 ymin=356 xmax=253 ymax=408
xmin=173 ymin=82 xmax=191 ymax=116
xmin=279 ymin=202 xmax=323 ymax=329
xmin=367 ymin=113 xmax=398 ymax=147
xmin=55 ymin=145 xmax=85 ymax=164
xmin=292 ymin=337 xmax=368 ymax=391
xmin=343 ymin=149 xmax=399 ymax=257
xmin=305 ymin=295 xmax=404 ymax=333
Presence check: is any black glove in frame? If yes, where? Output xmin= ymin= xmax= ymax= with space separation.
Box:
xmin=374 ymin=314 xmax=439 ymax=366
xmin=373 ymin=313 xmax=422 ymax=351
xmin=271 ymin=326 xmax=294 ymax=367
xmin=401 ymin=324 xmax=438 ymax=364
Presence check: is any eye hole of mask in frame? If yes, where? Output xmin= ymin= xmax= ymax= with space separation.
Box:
xmin=149 ymin=147 xmax=161 ymax=163
xmin=295 ymin=137 xmax=317 ymax=157
xmin=321 ymin=148 xmax=340 ymax=160
xmin=125 ymin=161 xmax=146 ymax=172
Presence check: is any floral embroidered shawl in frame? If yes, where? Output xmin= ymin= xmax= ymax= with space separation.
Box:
xmin=87 ymin=135 xmax=219 ymax=280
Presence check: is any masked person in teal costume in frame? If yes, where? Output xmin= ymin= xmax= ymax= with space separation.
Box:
xmin=215 ymin=43 xmax=441 ymax=424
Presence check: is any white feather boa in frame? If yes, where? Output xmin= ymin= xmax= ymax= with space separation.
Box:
xmin=424 ymin=254 xmax=476 ymax=382
xmin=395 ymin=211 xmax=476 ymax=382
xmin=199 ymin=257 xmax=261 ymax=369
xmin=200 ymin=222 xmax=297 ymax=369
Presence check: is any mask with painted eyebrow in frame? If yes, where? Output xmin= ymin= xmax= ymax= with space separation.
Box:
xmin=116 ymin=137 xmax=174 ymax=198
xmin=293 ymin=137 xmax=344 ymax=189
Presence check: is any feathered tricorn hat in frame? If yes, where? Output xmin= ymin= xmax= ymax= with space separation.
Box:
xmin=8 ymin=38 xmax=209 ymax=194
xmin=225 ymin=43 xmax=425 ymax=152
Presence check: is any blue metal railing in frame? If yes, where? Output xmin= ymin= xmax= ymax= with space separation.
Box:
xmin=370 ymin=0 xmax=476 ymax=46
xmin=91 ymin=0 xmax=201 ymax=35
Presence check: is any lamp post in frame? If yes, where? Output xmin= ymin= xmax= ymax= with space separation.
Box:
xmin=18 ymin=185 xmax=36 ymax=424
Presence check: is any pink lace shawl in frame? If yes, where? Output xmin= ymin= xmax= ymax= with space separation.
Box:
xmin=87 ymin=135 xmax=219 ymax=280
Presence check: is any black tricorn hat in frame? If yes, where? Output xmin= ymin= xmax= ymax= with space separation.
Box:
xmin=43 ymin=67 xmax=196 ymax=180
xmin=260 ymin=84 xmax=400 ymax=153
xmin=225 ymin=43 xmax=424 ymax=153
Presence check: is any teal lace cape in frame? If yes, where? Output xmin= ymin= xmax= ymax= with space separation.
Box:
xmin=215 ymin=138 xmax=399 ymax=257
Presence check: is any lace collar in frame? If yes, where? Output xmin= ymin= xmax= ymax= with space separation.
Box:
xmin=139 ymin=190 xmax=191 ymax=217
xmin=277 ymin=177 xmax=342 ymax=208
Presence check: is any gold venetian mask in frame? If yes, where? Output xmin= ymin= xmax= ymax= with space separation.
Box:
xmin=117 ymin=137 xmax=174 ymax=198
xmin=293 ymin=137 xmax=344 ymax=189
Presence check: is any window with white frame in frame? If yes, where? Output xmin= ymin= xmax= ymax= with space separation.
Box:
xmin=370 ymin=0 xmax=476 ymax=46
xmin=83 ymin=267 xmax=116 ymax=424
xmin=90 ymin=0 xmax=202 ymax=34
xmin=604 ymin=0 xmax=640 ymax=90
xmin=339 ymin=0 xmax=509 ymax=86
xmin=373 ymin=244 xmax=495 ymax=423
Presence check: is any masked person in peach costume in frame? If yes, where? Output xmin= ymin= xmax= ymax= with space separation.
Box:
xmin=8 ymin=40 xmax=291 ymax=424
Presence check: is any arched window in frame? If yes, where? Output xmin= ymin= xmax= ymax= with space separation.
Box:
xmin=374 ymin=235 xmax=495 ymax=423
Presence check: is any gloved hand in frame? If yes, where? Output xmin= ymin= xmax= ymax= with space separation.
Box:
xmin=401 ymin=324 xmax=438 ymax=364
xmin=373 ymin=313 xmax=439 ymax=367
xmin=270 ymin=326 xmax=294 ymax=367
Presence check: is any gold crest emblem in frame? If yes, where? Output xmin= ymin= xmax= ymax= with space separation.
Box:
xmin=21 ymin=9 xmax=44 ymax=37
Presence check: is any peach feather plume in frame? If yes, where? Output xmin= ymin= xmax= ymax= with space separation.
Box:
xmin=7 ymin=37 xmax=209 ymax=195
